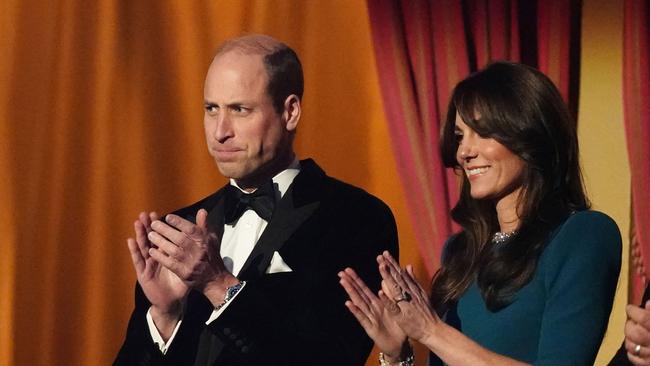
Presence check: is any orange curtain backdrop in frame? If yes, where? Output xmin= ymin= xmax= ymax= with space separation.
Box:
xmin=0 ymin=1 xmax=419 ymax=365
xmin=0 ymin=2 xmax=17 ymax=364
xmin=623 ymin=0 xmax=650 ymax=303
xmin=367 ymin=0 xmax=580 ymax=276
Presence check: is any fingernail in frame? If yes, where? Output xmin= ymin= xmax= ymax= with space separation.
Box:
xmin=166 ymin=215 xmax=176 ymax=224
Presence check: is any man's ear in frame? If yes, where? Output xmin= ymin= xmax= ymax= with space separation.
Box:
xmin=282 ymin=94 xmax=301 ymax=132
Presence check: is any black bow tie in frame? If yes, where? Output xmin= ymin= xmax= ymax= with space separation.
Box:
xmin=224 ymin=180 xmax=276 ymax=224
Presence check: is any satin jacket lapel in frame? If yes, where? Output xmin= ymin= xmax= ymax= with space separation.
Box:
xmin=237 ymin=159 xmax=324 ymax=280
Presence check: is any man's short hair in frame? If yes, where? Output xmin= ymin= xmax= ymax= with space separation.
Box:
xmin=216 ymin=35 xmax=304 ymax=114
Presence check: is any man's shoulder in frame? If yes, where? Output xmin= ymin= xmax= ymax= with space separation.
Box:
xmin=306 ymin=161 xmax=393 ymax=217
xmin=321 ymin=174 xmax=383 ymax=202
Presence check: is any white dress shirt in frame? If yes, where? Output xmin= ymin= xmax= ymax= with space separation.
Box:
xmin=147 ymin=159 xmax=301 ymax=353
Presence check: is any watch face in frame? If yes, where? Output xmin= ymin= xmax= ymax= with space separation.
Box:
xmin=226 ymin=283 xmax=243 ymax=300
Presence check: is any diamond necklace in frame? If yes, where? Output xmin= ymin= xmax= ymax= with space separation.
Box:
xmin=491 ymin=230 xmax=518 ymax=244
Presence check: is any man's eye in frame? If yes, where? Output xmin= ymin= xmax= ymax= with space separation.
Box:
xmin=205 ymin=105 xmax=218 ymax=113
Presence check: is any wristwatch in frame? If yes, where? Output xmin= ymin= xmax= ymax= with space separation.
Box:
xmin=215 ymin=281 xmax=245 ymax=310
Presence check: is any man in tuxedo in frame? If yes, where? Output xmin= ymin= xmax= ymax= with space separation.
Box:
xmin=114 ymin=34 xmax=398 ymax=365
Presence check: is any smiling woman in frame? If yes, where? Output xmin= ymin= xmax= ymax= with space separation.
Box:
xmin=339 ymin=62 xmax=622 ymax=366
xmin=453 ymin=115 xmax=526 ymax=229
xmin=435 ymin=60 xmax=599 ymax=312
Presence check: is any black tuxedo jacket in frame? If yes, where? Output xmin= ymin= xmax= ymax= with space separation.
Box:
xmin=114 ymin=159 xmax=399 ymax=366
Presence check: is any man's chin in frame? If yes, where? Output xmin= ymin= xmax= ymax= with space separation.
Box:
xmin=216 ymin=167 xmax=244 ymax=180
xmin=216 ymin=159 xmax=286 ymax=187
xmin=215 ymin=162 xmax=254 ymax=180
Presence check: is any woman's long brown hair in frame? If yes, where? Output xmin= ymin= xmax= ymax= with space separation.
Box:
xmin=432 ymin=62 xmax=589 ymax=313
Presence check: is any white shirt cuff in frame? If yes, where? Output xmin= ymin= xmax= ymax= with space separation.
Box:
xmin=205 ymin=282 xmax=247 ymax=324
xmin=146 ymin=308 xmax=183 ymax=354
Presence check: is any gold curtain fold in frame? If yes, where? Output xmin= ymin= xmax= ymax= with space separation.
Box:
xmin=0 ymin=1 xmax=18 ymax=364
xmin=0 ymin=1 xmax=419 ymax=365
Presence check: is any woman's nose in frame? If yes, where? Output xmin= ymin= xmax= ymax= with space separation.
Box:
xmin=458 ymin=139 xmax=478 ymax=161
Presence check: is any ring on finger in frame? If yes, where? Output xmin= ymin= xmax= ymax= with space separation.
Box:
xmin=394 ymin=290 xmax=412 ymax=303
xmin=635 ymin=344 xmax=642 ymax=356
xmin=402 ymin=290 xmax=412 ymax=301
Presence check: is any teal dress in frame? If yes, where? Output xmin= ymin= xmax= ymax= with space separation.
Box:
xmin=431 ymin=211 xmax=621 ymax=365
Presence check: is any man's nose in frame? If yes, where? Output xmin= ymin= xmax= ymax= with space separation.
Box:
xmin=215 ymin=113 xmax=233 ymax=143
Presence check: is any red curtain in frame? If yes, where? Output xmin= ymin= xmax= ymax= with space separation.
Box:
xmin=465 ymin=0 xmax=520 ymax=66
xmin=623 ymin=0 xmax=650 ymax=303
xmin=367 ymin=0 xmax=581 ymax=276
xmin=537 ymin=0 xmax=582 ymax=117
xmin=368 ymin=1 xmax=466 ymax=276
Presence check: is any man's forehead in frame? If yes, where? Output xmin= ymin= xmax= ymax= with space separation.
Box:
xmin=212 ymin=49 xmax=265 ymax=66
xmin=204 ymin=52 xmax=269 ymax=99
xmin=208 ymin=51 xmax=266 ymax=78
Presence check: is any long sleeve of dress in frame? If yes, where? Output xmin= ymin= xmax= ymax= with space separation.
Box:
xmin=535 ymin=211 xmax=621 ymax=365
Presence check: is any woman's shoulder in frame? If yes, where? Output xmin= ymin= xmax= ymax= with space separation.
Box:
xmin=545 ymin=209 xmax=621 ymax=259
xmin=537 ymin=210 xmax=622 ymax=306
xmin=556 ymin=210 xmax=620 ymax=239
xmin=563 ymin=209 xmax=617 ymax=226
